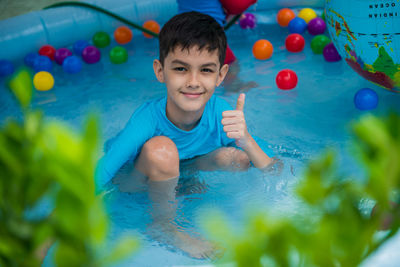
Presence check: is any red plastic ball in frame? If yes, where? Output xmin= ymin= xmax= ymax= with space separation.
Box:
xmin=39 ymin=45 xmax=56 ymax=60
xmin=224 ymin=45 xmax=236 ymax=65
xmin=219 ymin=0 xmax=256 ymax=14
xmin=276 ymin=69 xmax=298 ymax=90
xmin=285 ymin=34 xmax=305 ymax=53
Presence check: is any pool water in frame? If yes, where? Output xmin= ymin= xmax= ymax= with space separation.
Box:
xmin=1 ymin=9 xmax=400 ymax=267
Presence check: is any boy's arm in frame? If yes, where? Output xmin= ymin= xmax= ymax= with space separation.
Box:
xmin=221 ymin=93 xmax=273 ymax=169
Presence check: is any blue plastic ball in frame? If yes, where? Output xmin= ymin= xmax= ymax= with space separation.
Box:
xmin=33 ymin=55 xmax=53 ymax=72
xmin=0 ymin=59 xmax=15 ymax=77
xmin=288 ymin=17 xmax=308 ymax=34
xmin=73 ymin=40 xmax=90 ymax=56
xmin=62 ymin=55 xmax=82 ymax=73
xmin=354 ymin=88 xmax=378 ymax=110
xmin=24 ymin=52 xmax=40 ymax=68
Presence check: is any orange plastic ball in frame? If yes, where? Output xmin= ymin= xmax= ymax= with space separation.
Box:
xmin=114 ymin=26 xmax=133 ymax=45
xmin=252 ymin=39 xmax=273 ymax=60
xmin=277 ymin=8 xmax=296 ymax=27
xmin=142 ymin=20 xmax=160 ymax=38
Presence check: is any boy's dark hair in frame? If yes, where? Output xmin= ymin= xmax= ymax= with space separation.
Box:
xmin=159 ymin=11 xmax=227 ymax=67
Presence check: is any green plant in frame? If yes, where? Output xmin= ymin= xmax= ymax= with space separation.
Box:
xmin=0 ymin=69 xmax=138 ymax=266
xmin=205 ymin=113 xmax=400 ymax=267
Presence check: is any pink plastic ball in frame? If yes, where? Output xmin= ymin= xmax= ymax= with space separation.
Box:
xmin=82 ymin=46 xmax=101 ymax=64
xmin=54 ymin=48 xmax=72 ymax=65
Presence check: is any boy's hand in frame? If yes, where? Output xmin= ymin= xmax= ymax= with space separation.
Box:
xmin=222 ymin=93 xmax=251 ymax=148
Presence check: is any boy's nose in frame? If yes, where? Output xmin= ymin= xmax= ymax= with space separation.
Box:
xmin=186 ymin=72 xmax=200 ymax=88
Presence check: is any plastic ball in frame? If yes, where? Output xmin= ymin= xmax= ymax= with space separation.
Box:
xmin=298 ymin=8 xmax=317 ymax=23
xmin=219 ymin=0 xmax=256 ymax=15
xmin=285 ymin=34 xmax=305 ymax=53
xmin=276 ymin=69 xmax=298 ymax=90
xmin=252 ymin=39 xmax=273 ymax=60
xmin=73 ymin=40 xmax=90 ymax=55
xmin=109 ymin=46 xmax=128 ymax=64
xmin=354 ymin=88 xmax=378 ymax=110
xmin=288 ymin=17 xmax=307 ymax=34
xmin=24 ymin=52 xmax=39 ymax=68
xmin=39 ymin=45 xmax=56 ymax=60
xmin=307 ymin=17 xmax=326 ymax=35
xmin=239 ymin=13 xmax=256 ymax=29
xmin=0 ymin=59 xmax=15 ymax=77
xmin=62 ymin=56 xmax=82 ymax=73
xmin=143 ymin=20 xmax=160 ymax=38
xmin=114 ymin=26 xmax=133 ymax=44
xmin=224 ymin=45 xmax=236 ymax=65
xmin=310 ymin=35 xmax=331 ymax=54
xmin=93 ymin=31 xmax=111 ymax=48
xmin=323 ymin=43 xmax=341 ymax=62
xmin=82 ymin=46 xmax=101 ymax=64
xmin=54 ymin=48 xmax=72 ymax=65
xmin=33 ymin=55 xmax=53 ymax=72
xmin=33 ymin=71 xmax=54 ymax=91
xmin=277 ymin=8 xmax=295 ymax=27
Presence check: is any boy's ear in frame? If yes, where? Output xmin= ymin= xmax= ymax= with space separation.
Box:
xmin=153 ymin=59 xmax=164 ymax=82
xmin=216 ymin=63 xmax=229 ymax=87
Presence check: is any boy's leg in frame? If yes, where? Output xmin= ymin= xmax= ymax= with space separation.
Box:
xmin=193 ymin=147 xmax=251 ymax=171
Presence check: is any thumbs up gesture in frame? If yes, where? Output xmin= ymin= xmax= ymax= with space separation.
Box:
xmin=222 ymin=93 xmax=250 ymax=148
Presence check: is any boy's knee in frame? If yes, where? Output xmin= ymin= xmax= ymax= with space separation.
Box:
xmin=215 ymin=147 xmax=250 ymax=170
xmin=140 ymin=136 xmax=180 ymax=179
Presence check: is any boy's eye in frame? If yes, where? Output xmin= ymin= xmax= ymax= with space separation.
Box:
xmin=201 ymin=68 xmax=214 ymax=73
xmin=174 ymin=67 xmax=186 ymax=72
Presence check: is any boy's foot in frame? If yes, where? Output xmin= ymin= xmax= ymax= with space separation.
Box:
xmin=147 ymin=221 xmax=222 ymax=260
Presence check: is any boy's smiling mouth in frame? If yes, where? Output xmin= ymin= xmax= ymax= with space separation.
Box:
xmin=181 ymin=92 xmax=204 ymax=98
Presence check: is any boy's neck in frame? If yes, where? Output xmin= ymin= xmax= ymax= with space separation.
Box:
xmin=166 ymin=106 xmax=204 ymax=131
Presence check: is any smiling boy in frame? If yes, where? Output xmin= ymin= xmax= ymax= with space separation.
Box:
xmin=96 ymin=11 xmax=274 ymax=258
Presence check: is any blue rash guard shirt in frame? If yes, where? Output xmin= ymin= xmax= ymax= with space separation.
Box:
xmin=177 ymin=0 xmax=226 ymax=26
xmin=95 ymin=95 xmax=273 ymax=191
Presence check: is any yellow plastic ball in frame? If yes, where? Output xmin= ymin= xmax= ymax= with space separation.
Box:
xmin=298 ymin=8 xmax=317 ymax=23
xmin=33 ymin=71 xmax=54 ymax=91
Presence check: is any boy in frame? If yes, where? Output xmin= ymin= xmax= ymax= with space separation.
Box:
xmin=96 ymin=11 xmax=275 ymax=259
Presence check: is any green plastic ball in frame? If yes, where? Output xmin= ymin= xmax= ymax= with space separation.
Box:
xmin=109 ymin=46 xmax=128 ymax=64
xmin=93 ymin=31 xmax=111 ymax=48
xmin=311 ymin=35 xmax=331 ymax=54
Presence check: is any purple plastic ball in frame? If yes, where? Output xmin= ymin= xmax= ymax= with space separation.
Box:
xmin=82 ymin=46 xmax=101 ymax=64
xmin=239 ymin=13 xmax=256 ymax=29
xmin=54 ymin=48 xmax=73 ymax=65
xmin=323 ymin=43 xmax=341 ymax=62
xmin=308 ymin=17 xmax=326 ymax=35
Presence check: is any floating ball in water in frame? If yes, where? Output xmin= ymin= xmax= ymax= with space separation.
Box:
xmin=285 ymin=33 xmax=305 ymax=53
xmin=276 ymin=69 xmax=298 ymax=90
xmin=33 ymin=55 xmax=53 ymax=72
xmin=239 ymin=13 xmax=256 ymax=29
xmin=354 ymin=88 xmax=378 ymax=110
xmin=82 ymin=46 xmax=101 ymax=64
xmin=143 ymin=20 xmax=160 ymax=38
xmin=0 ymin=59 xmax=14 ymax=77
xmin=311 ymin=35 xmax=331 ymax=54
xmin=93 ymin=31 xmax=111 ymax=48
xmin=277 ymin=8 xmax=295 ymax=27
xmin=323 ymin=43 xmax=341 ymax=62
xmin=54 ymin=48 xmax=73 ymax=65
xmin=298 ymin=8 xmax=317 ymax=23
xmin=39 ymin=45 xmax=56 ymax=60
xmin=114 ymin=26 xmax=133 ymax=44
xmin=73 ymin=40 xmax=90 ymax=55
xmin=109 ymin=46 xmax=128 ymax=64
xmin=308 ymin=17 xmax=326 ymax=35
xmin=63 ymin=55 xmax=82 ymax=73
xmin=33 ymin=71 xmax=54 ymax=91
xmin=24 ymin=52 xmax=39 ymax=68
xmin=288 ymin=17 xmax=307 ymax=34
xmin=252 ymin=39 xmax=273 ymax=60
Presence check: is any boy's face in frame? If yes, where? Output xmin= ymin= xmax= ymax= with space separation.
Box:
xmin=153 ymin=45 xmax=229 ymax=119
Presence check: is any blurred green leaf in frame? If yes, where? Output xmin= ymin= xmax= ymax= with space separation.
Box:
xmin=7 ymin=68 xmax=33 ymax=108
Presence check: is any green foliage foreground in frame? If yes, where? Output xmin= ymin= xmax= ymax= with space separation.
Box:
xmin=205 ymin=113 xmax=400 ymax=266
xmin=0 ymin=69 xmax=138 ymax=266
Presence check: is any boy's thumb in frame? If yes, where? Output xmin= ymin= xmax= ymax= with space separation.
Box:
xmin=236 ymin=93 xmax=245 ymax=111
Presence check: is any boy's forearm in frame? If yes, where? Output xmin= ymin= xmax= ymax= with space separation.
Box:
xmin=243 ymin=135 xmax=273 ymax=169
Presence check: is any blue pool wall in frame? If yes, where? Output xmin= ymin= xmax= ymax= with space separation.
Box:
xmin=0 ymin=0 xmax=324 ymax=61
